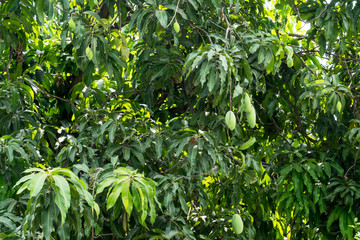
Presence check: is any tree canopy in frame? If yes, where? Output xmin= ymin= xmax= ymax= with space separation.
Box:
xmin=1 ymin=0 xmax=360 ymax=239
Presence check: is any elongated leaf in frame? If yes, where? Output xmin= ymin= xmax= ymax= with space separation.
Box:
xmin=113 ymin=167 xmax=130 ymax=175
xmin=175 ymin=137 xmax=189 ymax=157
xmin=84 ymin=11 xmax=104 ymax=25
xmin=29 ymin=172 xmax=47 ymax=197
xmin=155 ymin=10 xmax=168 ymax=28
xmin=339 ymin=210 xmax=348 ymax=238
xmin=96 ymin=176 xmax=117 ymax=195
xmin=327 ymin=207 xmax=341 ymax=232
xmin=318 ymin=33 xmax=326 ymax=57
xmin=131 ymin=185 xmax=142 ymax=212
xmin=13 ymin=174 xmax=33 ymax=189
xmin=58 ymin=221 xmax=70 ymax=240
xmin=155 ymin=136 xmax=162 ymax=160
xmin=134 ymin=181 xmax=150 ymax=226
xmin=241 ymin=59 xmax=253 ymax=83
xmin=258 ymin=47 xmax=265 ymax=64
xmin=41 ymin=208 xmax=54 ymax=240
xmin=52 ymin=175 xmax=71 ymax=210
xmin=51 ymin=168 xmax=86 ymax=189
xmin=292 ymin=171 xmax=303 ymax=206
xmin=5 ymin=146 xmax=13 ymax=163
xmin=132 ymin=149 xmax=145 ymax=165
xmin=249 ymin=44 xmax=260 ymax=54
xmin=36 ymin=0 xmax=45 ymax=24
xmin=107 ymin=181 xmax=125 ymax=210
xmin=149 ymin=195 xmax=156 ymax=224
xmin=0 ymin=216 xmax=16 ymax=229
xmin=109 ymin=124 xmax=117 ymax=143
xmin=108 ymin=52 xmax=127 ymax=68
xmin=134 ymin=177 xmax=155 ymax=198
xmin=52 ymin=175 xmax=70 ymax=225
xmin=121 ymin=180 xmax=133 ymax=215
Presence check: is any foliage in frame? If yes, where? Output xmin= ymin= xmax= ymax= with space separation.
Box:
xmin=0 ymin=0 xmax=360 ymax=239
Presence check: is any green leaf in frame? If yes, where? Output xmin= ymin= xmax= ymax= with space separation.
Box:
xmin=107 ymin=181 xmax=124 ymax=210
xmin=121 ymin=180 xmax=133 ymax=215
xmin=52 ymin=175 xmax=71 ymax=224
xmin=155 ymin=136 xmax=163 ymax=160
xmin=70 ymin=82 xmax=85 ymax=102
xmin=175 ymin=138 xmax=189 ymax=157
xmin=292 ymin=171 xmax=303 ymax=206
xmin=285 ymin=46 xmax=293 ymax=67
xmin=188 ymin=144 xmax=197 ymax=166
xmin=108 ymin=52 xmax=127 ymax=68
xmin=318 ymin=33 xmax=326 ymax=57
xmin=325 ymin=18 xmax=334 ymax=40
xmin=324 ymin=162 xmax=331 ymax=178
xmin=0 ymin=216 xmax=16 ymax=229
xmin=155 ymin=10 xmax=168 ymax=28
xmin=132 ymin=149 xmax=145 ymax=165
xmin=109 ymin=123 xmax=117 ymax=143
xmin=7 ymin=0 xmax=20 ymax=13
xmin=36 ymin=0 xmax=45 ymax=24
xmin=113 ymin=167 xmax=131 ymax=175
xmin=241 ymin=59 xmax=253 ymax=83
xmin=219 ymin=54 xmax=228 ymax=72
xmin=327 ymin=207 xmax=341 ymax=232
xmin=41 ymin=208 xmax=54 ymax=240
xmin=258 ymin=47 xmax=265 ymax=64
xmin=149 ymin=195 xmax=156 ymax=224
xmin=179 ymin=193 xmax=189 ymax=214
xmin=69 ymin=18 xmax=76 ymax=31
xmin=29 ymin=172 xmax=47 ymax=197
xmin=303 ymin=172 xmax=313 ymax=193
xmin=96 ymin=176 xmax=117 ymax=194
xmin=249 ymin=43 xmax=260 ymax=54
xmin=5 ymin=146 xmax=13 ymax=163
xmin=19 ymin=83 xmax=34 ymax=102
xmin=131 ymin=185 xmax=142 ymax=212
xmin=207 ymin=66 xmax=216 ymax=92
xmin=313 ymin=185 xmax=320 ymax=204
xmin=58 ymin=221 xmax=70 ymax=240
xmin=50 ymin=168 xmax=86 ymax=189
xmin=132 ymin=182 xmax=148 ymax=227
xmin=84 ymin=11 xmax=104 ymax=25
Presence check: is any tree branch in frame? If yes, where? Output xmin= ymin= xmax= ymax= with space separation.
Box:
xmin=5 ymin=45 xmax=12 ymax=82
xmin=36 ymin=86 xmax=80 ymax=111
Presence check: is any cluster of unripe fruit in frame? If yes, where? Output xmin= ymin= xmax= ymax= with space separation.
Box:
xmin=225 ymin=93 xmax=256 ymax=130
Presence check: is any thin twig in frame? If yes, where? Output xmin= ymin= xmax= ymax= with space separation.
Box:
xmin=164 ymin=157 xmax=187 ymax=174
xmin=166 ymin=0 xmax=181 ymax=28
xmin=340 ymin=57 xmax=355 ymax=88
xmin=101 ymin=90 xmax=145 ymax=108
xmin=209 ymin=20 xmax=226 ymax=31
xmin=272 ymin=118 xmax=292 ymax=147
xmin=188 ymin=22 xmax=213 ymax=44
xmin=265 ymin=80 xmax=317 ymax=149
xmin=292 ymin=1 xmax=327 ymax=23
xmin=37 ymin=86 xmax=80 ymax=111
xmin=344 ymin=148 xmax=359 ymax=179
xmin=175 ymin=166 xmax=218 ymax=181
